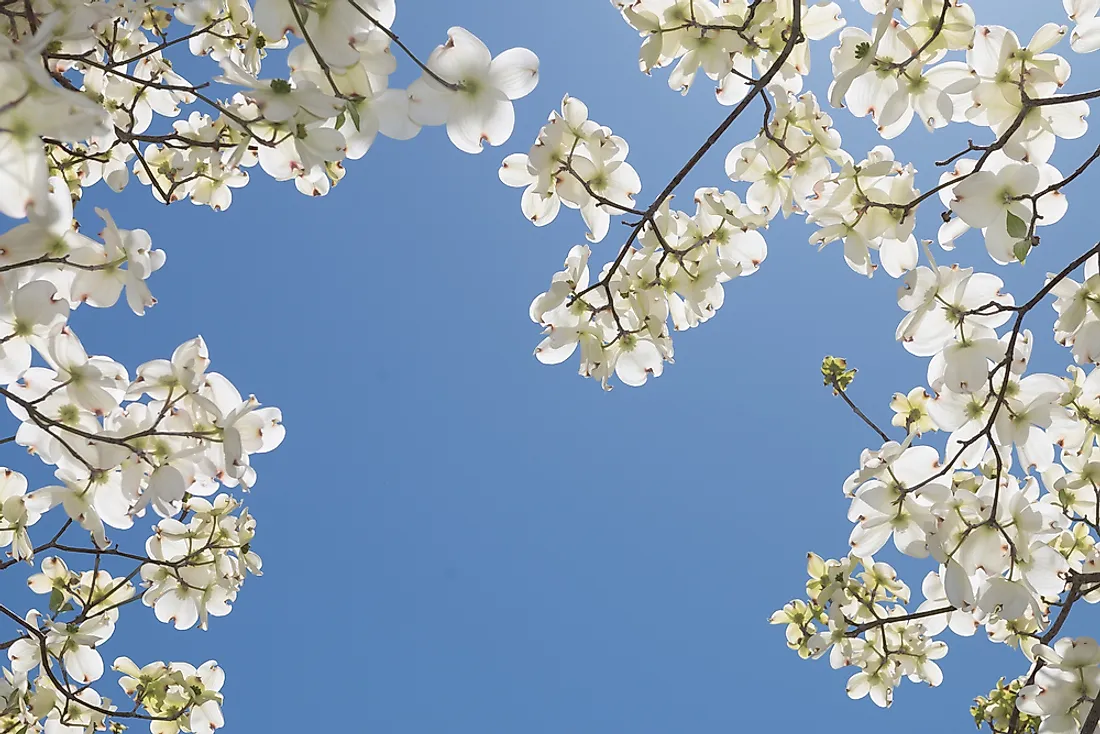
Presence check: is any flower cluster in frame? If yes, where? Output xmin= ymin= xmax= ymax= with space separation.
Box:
xmin=1065 ymin=0 xmax=1100 ymax=53
xmin=770 ymin=554 xmax=947 ymax=708
xmin=611 ymin=0 xmax=845 ymax=104
xmin=0 ymin=2 xmax=545 ymax=729
xmin=726 ymin=89 xmax=847 ymax=219
xmin=5 ymin=1 xmax=541 ymax=212
xmin=971 ymin=676 xmax=1042 ymax=734
xmin=803 ymin=145 xmax=920 ymax=277
xmin=141 ymin=494 xmax=263 ymax=632
xmin=0 ymin=1 xmax=554 ymax=734
xmin=828 ymin=0 xmax=977 ymax=137
xmin=525 ymin=186 xmax=767 ymax=388
xmin=524 ymin=0 xmax=1100 ymax=390
xmin=500 ymin=95 xmax=640 ymax=242
xmin=1050 ymin=254 xmax=1100 ymax=364
xmin=0 ymin=319 xmax=280 ymax=731
xmin=113 ymin=657 xmax=226 ymax=734
xmin=1016 ymin=638 xmax=1100 ymax=733
xmin=514 ymin=0 xmax=1100 ymax=728
xmin=501 ymin=0 xmax=1100 ymax=725
xmin=773 ymin=241 xmax=1100 ymax=716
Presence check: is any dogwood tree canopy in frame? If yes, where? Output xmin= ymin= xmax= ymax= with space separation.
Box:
xmin=0 ymin=1 xmax=539 ymax=731
xmin=1 ymin=1 xmax=1099 ymax=734
xmin=507 ymin=3 xmax=1100 ymax=729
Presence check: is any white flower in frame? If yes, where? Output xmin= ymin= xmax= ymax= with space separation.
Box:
xmin=0 ymin=469 xmax=48 ymax=560
xmin=408 ymin=27 xmax=538 ymax=154
xmin=0 ymin=280 xmax=69 ymax=384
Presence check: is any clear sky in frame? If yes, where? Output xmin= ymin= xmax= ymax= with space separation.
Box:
xmin=38 ymin=1 xmax=1100 ymax=732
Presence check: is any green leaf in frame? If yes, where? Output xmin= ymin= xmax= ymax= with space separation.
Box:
xmin=1006 ymin=211 xmax=1028 ymax=239
xmin=347 ymin=102 xmax=362 ymax=132
xmin=334 ymin=112 xmax=346 ymax=130
xmin=1013 ymin=238 xmax=1031 ymax=264
xmin=821 ymin=355 xmax=857 ymax=393
xmin=49 ymin=588 xmax=65 ymax=614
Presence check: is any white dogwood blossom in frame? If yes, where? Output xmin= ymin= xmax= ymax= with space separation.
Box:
xmin=407 ymin=27 xmax=539 ymax=154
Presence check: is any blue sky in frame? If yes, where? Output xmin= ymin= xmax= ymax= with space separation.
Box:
xmin=12 ymin=1 xmax=1100 ymax=732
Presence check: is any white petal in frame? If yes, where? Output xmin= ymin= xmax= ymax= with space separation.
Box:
xmin=0 ymin=132 xmax=48 ymax=220
xmin=406 ymin=78 xmax=452 ymax=127
xmin=374 ymin=88 xmax=421 ymax=141
xmin=944 ymin=559 xmax=975 ymax=612
xmin=446 ymin=95 xmax=514 ymax=154
xmin=880 ymin=236 xmax=917 ymax=278
xmin=432 ymin=27 xmax=492 ymax=82
xmin=489 ymin=48 xmax=539 ymax=100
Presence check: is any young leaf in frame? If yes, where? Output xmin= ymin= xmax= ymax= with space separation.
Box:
xmin=1006 ymin=212 xmax=1028 ymax=239
xmin=1013 ymin=239 xmax=1031 ymax=264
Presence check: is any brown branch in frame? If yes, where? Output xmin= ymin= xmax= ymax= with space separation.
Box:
xmin=347 ymin=0 xmax=460 ymax=91
xmin=883 ymin=0 xmax=951 ymax=71
xmin=285 ymin=0 xmax=345 ymax=99
xmin=1081 ymin=700 xmax=1100 ymax=734
xmin=106 ymin=19 xmax=227 ymax=68
xmin=0 ymin=520 xmax=71 ymax=571
xmin=1003 ymin=574 xmax=1097 ymax=733
xmin=906 ymin=242 xmax=1100 ymax=496
xmin=830 ymin=378 xmax=893 ymax=444
xmin=576 ymin=1 xmax=804 ymax=311
xmin=0 ymin=603 xmax=187 ymax=722
xmin=846 ymin=605 xmax=955 ymax=637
